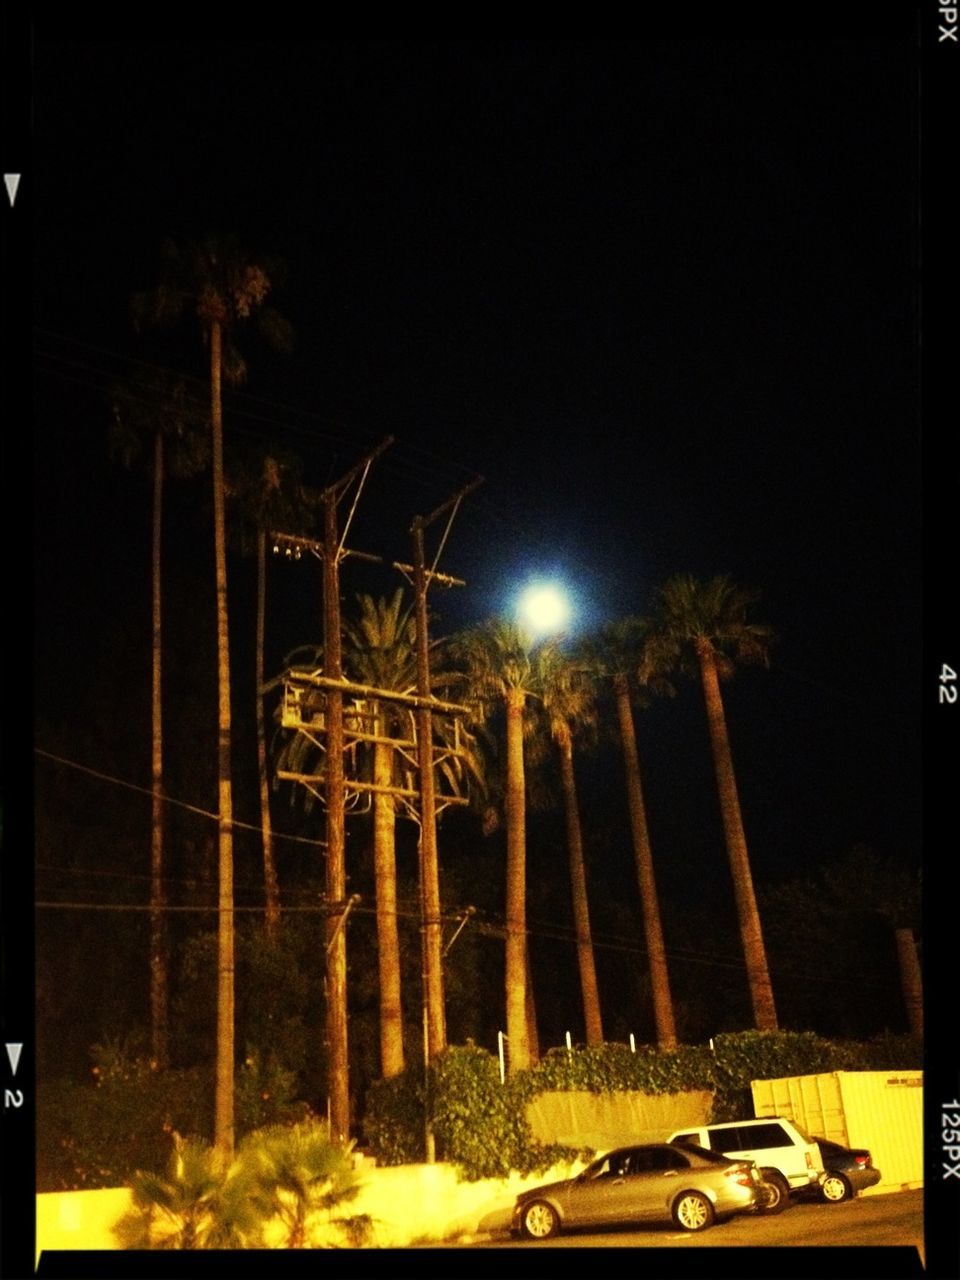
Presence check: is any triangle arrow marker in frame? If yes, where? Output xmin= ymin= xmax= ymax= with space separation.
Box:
xmin=4 ymin=174 xmax=21 ymax=206
xmin=6 ymin=1043 xmax=23 ymax=1075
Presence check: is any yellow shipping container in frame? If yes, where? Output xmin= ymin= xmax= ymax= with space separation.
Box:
xmin=751 ymin=1070 xmax=923 ymax=1192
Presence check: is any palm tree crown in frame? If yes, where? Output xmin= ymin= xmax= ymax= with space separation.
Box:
xmin=642 ymin=574 xmax=774 ymax=683
xmin=132 ymin=234 xmax=294 ymax=383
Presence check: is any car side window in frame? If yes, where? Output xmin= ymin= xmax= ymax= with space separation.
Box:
xmin=707 ymin=1121 xmax=794 ymax=1151
xmin=743 ymin=1123 xmax=792 ymax=1148
xmin=706 ymin=1126 xmax=744 ymax=1154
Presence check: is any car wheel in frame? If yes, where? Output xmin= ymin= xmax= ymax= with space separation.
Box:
xmin=821 ymin=1172 xmax=852 ymax=1203
xmin=757 ymin=1170 xmax=790 ymax=1214
xmin=672 ymin=1191 xmax=715 ymax=1232
xmin=519 ymin=1199 xmax=560 ymax=1240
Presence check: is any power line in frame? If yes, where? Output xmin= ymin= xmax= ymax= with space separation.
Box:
xmin=34 ymin=747 xmax=324 ymax=849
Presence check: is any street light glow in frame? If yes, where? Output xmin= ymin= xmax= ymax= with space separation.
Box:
xmin=517 ymin=581 xmax=572 ymax=636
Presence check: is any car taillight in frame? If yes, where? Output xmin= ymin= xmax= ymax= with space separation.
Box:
xmin=726 ymin=1164 xmax=754 ymax=1188
xmin=855 ymin=1155 xmax=871 ymax=1167
xmin=805 ymin=1152 xmax=814 ymax=1170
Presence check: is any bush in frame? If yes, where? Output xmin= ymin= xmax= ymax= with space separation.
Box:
xmin=37 ymin=1042 xmax=311 ymax=1192
xmin=37 ymin=1057 xmax=210 ymax=1192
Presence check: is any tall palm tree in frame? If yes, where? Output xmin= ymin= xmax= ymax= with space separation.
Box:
xmin=644 ymin=575 xmax=778 ymax=1031
xmin=109 ymin=369 xmax=209 ymax=1069
xmin=537 ymin=645 xmax=604 ymax=1045
xmin=592 ymin=618 xmax=677 ymax=1050
xmin=341 ymin=590 xmax=418 ymax=1080
xmin=451 ymin=620 xmax=558 ymax=1074
xmin=133 ymin=234 xmax=294 ymax=1157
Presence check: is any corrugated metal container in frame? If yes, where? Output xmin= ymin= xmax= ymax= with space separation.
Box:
xmin=751 ymin=1070 xmax=923 ymax=1192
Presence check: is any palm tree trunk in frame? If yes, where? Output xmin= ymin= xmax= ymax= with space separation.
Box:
xmin=557 ymin=725 xmax=604 ymax=1045
xmin=211 ymin=319 xmax=237 ymax=1158
xmin=696 ymin=640 xmax=778 ymax=1031
xmin=894 ymin=927 xmax=923 ymax=1038
xmin=524 ymin=945 xmax=540 ymax=1064
xmin=504 ymin=687 xmax=530 ymax=1073
xmin=614 ymin=675 xmax=677 ymax=1049
xmin=150 ymin=428 xmax=169 ymax=1069
xmin=373 ymin=731 xmax=405 ymax=1078
xmin=256 ymin=529 xmax=281 ymax=938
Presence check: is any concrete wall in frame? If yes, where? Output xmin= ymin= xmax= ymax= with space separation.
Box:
xmin=526 ymin=1088 xmax=713 ymax=1150
xmin=35 ymin=1156 xmax=584 ymax=1258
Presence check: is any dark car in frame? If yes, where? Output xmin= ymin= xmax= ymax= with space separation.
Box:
xmin=512 ymin=1142 xmax=763 ymax=1239
xmin=810 ymin=1137 xmax=882 ymax=1202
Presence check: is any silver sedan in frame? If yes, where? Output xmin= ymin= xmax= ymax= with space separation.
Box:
xmin=513 ymin=1142 xmax=763 ymax=1239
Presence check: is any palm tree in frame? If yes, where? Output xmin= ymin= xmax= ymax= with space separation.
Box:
xmin=239 ymin=1121 xmax=370 ymax=1248
xmin=644 ymin=575 xmax=778 ymax=1031
xmin=115 ymin=1123 xmax=368 ymax=1249
xmin=133 ymin=234 xmax=294 ymax=1157
xmin=341 ymin=590 xmax=418 ymax=1080
xmin=451 ymin=620 xmax=558 ymax=1074
xmin=114 ymin=1132 xmax=257 ymax=1249
xmin=109 ymin=369 xmax=209 ymax=1069
xmin=593 ymin=618 xmax=677 ymax=1050
xmin=537 ymin=645 xmax=604 ymax=1045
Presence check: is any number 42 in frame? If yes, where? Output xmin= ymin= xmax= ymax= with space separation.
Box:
xmin=940 ymin=664 xmax=957 ymax=704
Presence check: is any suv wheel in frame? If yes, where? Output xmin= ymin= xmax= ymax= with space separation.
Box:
xmin=757 ymin=1170 xmax=789 ymax=1214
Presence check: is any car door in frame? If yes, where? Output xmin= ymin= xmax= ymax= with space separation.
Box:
xmin=563 ymin=1148 xmax=685 ymax=1228
xmin=558 ymin=1152 xmax=633 ymax=1228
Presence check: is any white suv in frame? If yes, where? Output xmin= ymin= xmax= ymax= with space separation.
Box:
xmin=667 ymin=1117 xmax=824 ymax=1213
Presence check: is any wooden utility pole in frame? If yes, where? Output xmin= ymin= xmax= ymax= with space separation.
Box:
xmin=320 ymin=440 xmax=392 ymax=1143
xmin=322 ymin=485 xmax=349 ymax=1142
xmin=411 ymin=480 xmax=482 ymax=1068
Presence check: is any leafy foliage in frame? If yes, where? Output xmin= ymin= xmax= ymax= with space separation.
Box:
xmin=37 ymin=1038 xmax=310 ymax=1192
xmin=38 ymin=1049 xmax=210 ymax=1192
xmin=364 ymin=1068 xmax=428 ymax=1167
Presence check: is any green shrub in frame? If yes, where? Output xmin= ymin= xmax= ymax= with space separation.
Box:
xmin=37 ymin=1057 xmax=210 ymax=1192
xmin=37 ymin=1042 xmax=312 ymax=1192
xmin=364 ymin=1067 xmax=428 ymax=1166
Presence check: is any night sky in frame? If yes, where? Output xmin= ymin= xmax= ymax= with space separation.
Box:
xmin=32 ymin=38 xmax=921 ymax=875
xmin=7 ymin=25 xmax=954 ymax=1278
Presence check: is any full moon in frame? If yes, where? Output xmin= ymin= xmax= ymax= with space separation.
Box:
xmin=517 ymin=582 xmax=573 ymax=635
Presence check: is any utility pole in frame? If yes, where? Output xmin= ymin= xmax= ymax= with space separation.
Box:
xmin=411 ymin=479 xmax=483 ymax=1074
xmin=320 ymin=439 xmax=392 ymax=1143
xmin=272 ymin=457 xmax=477 ymax=1148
